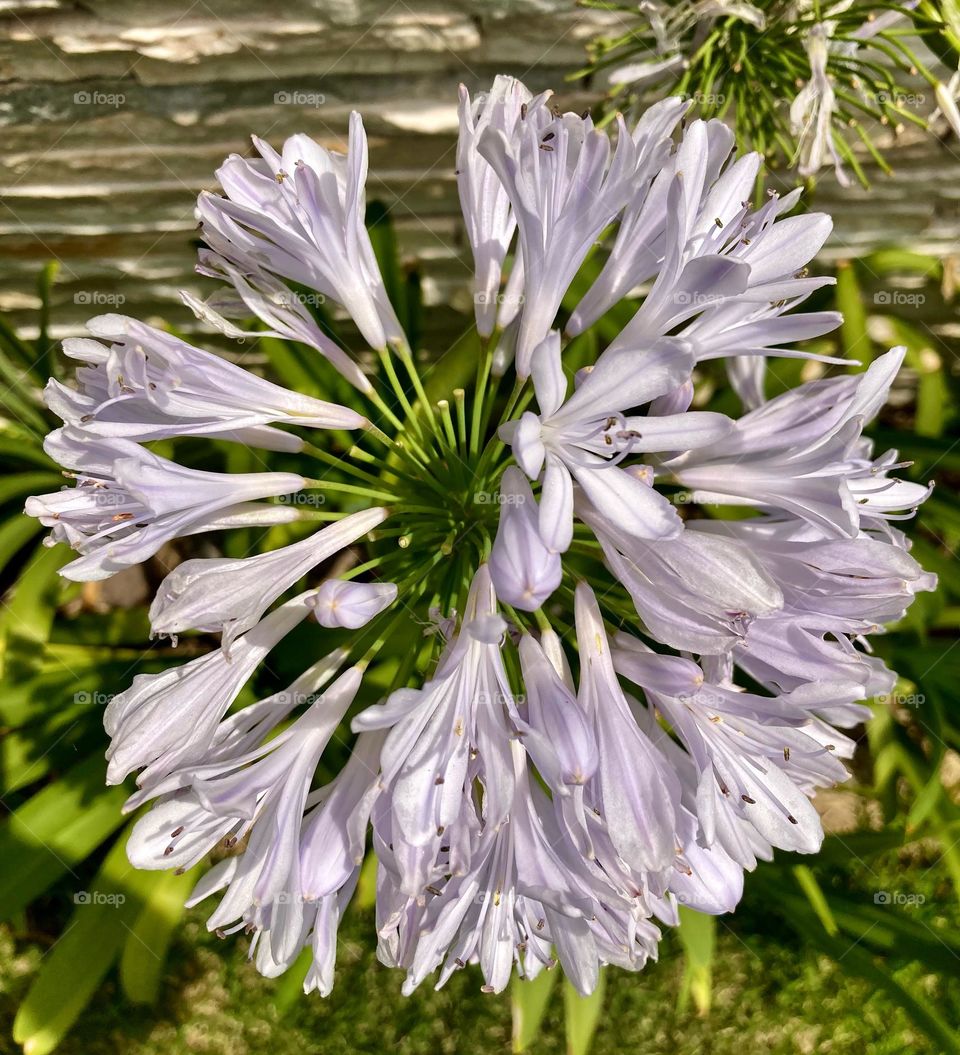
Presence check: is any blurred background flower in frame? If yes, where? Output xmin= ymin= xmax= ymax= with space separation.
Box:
xmin=576 ymin=0 xmax=960 ymax=186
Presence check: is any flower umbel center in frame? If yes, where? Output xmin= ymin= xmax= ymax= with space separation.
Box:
xmin=301 ymin=339 xmax=525 ymax=640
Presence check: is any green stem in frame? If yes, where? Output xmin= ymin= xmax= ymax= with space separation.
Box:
xmin=437 ymin=399 xmax=458 ymax=451
xmin=302 ymin=479 xmax=398 ymax=503
xmin=454 ymin=388 xmax=468 ymax=452
xmin=470 ymin=336 xmax=494 ymax=457
xmin=301 ymin=442 xmax=393 ymax=488
xmin=376 ymin=348 xmax=422 ymax=435
xmin=396 ymin=342 xmax=439 ymax=436
xmin=363 ymin=386 xmax=405 ymax=434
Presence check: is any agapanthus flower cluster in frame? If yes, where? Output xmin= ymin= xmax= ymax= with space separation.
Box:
xmin=26 ymin=76 xmax=934 ymax=997
xmin=578 ymin=0 xmax=960 ymax=186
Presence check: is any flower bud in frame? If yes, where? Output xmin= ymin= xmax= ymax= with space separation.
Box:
xmin=307 ymin=580 xmax=397 ymax=629
xmin=489 ymin=467 xmax=561 ymax=610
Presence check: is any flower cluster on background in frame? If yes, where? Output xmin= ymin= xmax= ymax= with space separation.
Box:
xmin=24 ymin=75 xmax=934 ymax=997
xmin=577 ymin=0 xmax=960 ymax=187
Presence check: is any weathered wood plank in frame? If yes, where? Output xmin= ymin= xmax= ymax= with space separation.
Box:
xmin=0 ymin=0 xmax=956 ymax=340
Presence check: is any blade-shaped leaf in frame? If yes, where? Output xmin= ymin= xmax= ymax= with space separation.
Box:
xmin=677 ymin=907 xmax=715 ymax=1015
xmin=119 ymin=864 xmax=199 ymax=1004
xmin=512 ymin=968 xmax=558 ymax=1052
xmin=563 ymin=971 xmax=605 ymax=1055
xmin=13 ymin=825 xmax=139 ymax=1055
xmin=0 ymin=753 xmax=127 ymax=919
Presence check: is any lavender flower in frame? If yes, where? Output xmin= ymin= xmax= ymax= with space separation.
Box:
xmin=48 ymin=313 xmax=366 ymax=447
xmin=489 ymin=467 xmax=561 ymax=610
xmin=197 ymin=114 xmax=403 ymax=352
xmin=26 ymin=76 xmax=934 ymax=999
xmin=150 ymin=507 xmax=391 ymax=651
xmin=26 ymin=430 xmax=306 ymax=580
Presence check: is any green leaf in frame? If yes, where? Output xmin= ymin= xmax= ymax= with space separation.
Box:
xmin=830 ymin=898 xmax=960 ymax=973
xmin=0 ymin=656 xmax=147 ymax=728
xmin=0 ymin=359 xmax=49 ymax=435
xmin=0 ymin=541 xmax=70 ymax=682
xmin=865 ymin=430 xmax=960 ymax=476
xmin=355 ymin=850 xmax=378 ymax=911
xmin=13 ymin=826 xmax=137 ymax=1055
xmin=890 ymin=321 xmax=949 ymax=439
xmin=754 ymin=877 xmax=960 ymax=976
xmin=0 ymin=440 xmax=56 ymax=470
xmin=48 ymin=606 xmax=154 ymax=648
xmin=272 ymin=946 xmax=313 ymax=1017
xmin=804 ymin=926 xmax=960 ymax=1055
xmin=403 ymin=268 xmax=423 ymax=353
xmin=676 ymin=907 xmax=715 ymax=1015
xmin=422 ymin=326 xmax=480 ymax=402
xmin=563 ymin=971 xmax=605 ymax=1055
xmin=255 ymin=335 xmax=328 ymax=401
xmin=0 ymin=753 xmax=127 ymax=919
xmin=0 ymin=705 xmax=94 ymax=793
xmin=902 ymin=683 xmax=948 ymax=833
xmin=793 ymin=865 xmax=838 ymax=936
xmin=815 ymin=829 xmax=907 ymax=864
xmin=0 ymin=314 xmax=43 ymax=377
xmin=119 ymin=864 xmax=198 ymax=1004
xmin=861 ymin=248 xmax=941 ymax=278
xmin=0 ymin=514 xmax=43 ymax=574
xmin=835 ymin=261 xmax=872 ymax=367
xmin=511 ymin=968 xmax=558 ymax=1052
xmin=0 ymin=471 xmax=63 ymax=508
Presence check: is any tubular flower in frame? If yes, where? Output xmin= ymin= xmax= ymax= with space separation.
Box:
xmin=25 ymin=76 xmax=934 ymax=999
